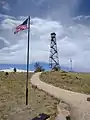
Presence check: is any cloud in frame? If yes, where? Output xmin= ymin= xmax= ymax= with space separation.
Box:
xmin=0 ymin=1 xmax=10 ymax=11
xmin=0 ymin=37 xmax=8 ymax=49
xmin=46 ymin=0 xmax=82 ymax=24
xmin=2 ymin=2 xmax=10 ymax=11
xmin=0 ymin=13 xmax=90 ymax=72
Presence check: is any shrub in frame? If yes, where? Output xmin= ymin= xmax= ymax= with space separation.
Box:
xmin=34 ymin=62 xmax=45 ymax=72
xmin=53 ymin=67 xmax=60 ymax=71
xmin=5 ymin=72 xmax=9 ymax=76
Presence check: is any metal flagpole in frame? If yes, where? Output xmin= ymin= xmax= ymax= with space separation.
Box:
xmin=26 ymin=16 xmax=30 ymax=105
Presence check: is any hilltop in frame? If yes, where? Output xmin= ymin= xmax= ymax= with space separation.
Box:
xmin=40 ymin=71 xmax=90 ymax=94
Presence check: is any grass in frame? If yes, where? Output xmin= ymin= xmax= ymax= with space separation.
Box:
xmin=0 ymin=72 xmax=59 ymax=120
xmin=40 ymin=71 xmax=90 ymax=94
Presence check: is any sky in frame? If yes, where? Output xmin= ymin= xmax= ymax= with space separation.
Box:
xmin=0 ymin=0 xmax=90 ymax=72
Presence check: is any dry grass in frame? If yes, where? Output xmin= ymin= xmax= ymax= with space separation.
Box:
xmin=0 ymin=72 xmax=59 ymax=120
xmin=40 ymin=71 xmax=90 ymax=94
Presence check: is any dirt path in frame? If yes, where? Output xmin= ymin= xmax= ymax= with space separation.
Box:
xmin=31 ymin=72 xmax=90 ymax=120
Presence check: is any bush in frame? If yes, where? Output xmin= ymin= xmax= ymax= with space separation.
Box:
xmin=53 ymin=67 xmax=60 ymax=71
xmin=61 ymin=70 xmax=67 ymax=73
xmin=34 ymin=62 xmax=45 ymax=72
xmin=5 ymin=72 xmax=9 ymax=76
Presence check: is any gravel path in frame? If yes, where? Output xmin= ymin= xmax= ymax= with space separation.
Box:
xmin=31 ymin=72 xmax=90 ymax=120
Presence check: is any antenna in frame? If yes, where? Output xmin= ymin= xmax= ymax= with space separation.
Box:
xmin=70 ymin=58 xmax=72 ymax=72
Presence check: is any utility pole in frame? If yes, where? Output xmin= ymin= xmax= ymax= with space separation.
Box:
xmin=70 ymin=58 xmax=72 ymax=72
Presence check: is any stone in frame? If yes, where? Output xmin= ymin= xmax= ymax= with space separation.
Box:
xmin=87 ymin=97 xmax=90 ymax=101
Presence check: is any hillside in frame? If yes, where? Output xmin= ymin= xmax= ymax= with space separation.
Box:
xmin=40 ymin=71 xmax=90 ymax=94
xmin=0 ymin=72 xmax=59 ymax=120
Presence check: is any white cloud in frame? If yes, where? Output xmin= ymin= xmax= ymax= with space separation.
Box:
xmin=0 ymin=13 xmax=90 ymax=71
xmin=0 ymin=1 xmax=10 ymax=11
xmin=46 ymin=0 xmax=82 ymax=24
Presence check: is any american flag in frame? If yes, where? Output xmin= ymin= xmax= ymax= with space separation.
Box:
xmin=14 ymin=18 xmax=29 ymax=34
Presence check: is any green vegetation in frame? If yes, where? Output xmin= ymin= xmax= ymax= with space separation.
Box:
xmin=0 ymin=72 xmax=59 ymax=120
xmin=52 ymin=66 xmax=60 ymax=71
xmin=40 ymin=71 xmax=90 ymax=94
xmin=34 ymin=62 xmax=45 ymax=72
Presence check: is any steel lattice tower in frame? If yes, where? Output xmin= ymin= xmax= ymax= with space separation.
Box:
xmin=49 ymin=32 xmax=60 ymax=70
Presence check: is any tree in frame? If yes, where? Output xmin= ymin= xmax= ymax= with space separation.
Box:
xmin=34 ymin=62 xmax=45 ymax=72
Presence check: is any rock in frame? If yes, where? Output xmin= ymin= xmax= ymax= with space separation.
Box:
xmin=55 ymin=115 xmax=66 ymax=120
xmin=56 ymin=102 xmax=71 ymax=120
xmin=87 ymin=97 xmax=90 ymax=101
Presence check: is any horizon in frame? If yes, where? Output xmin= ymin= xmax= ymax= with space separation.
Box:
xmin=0 ymin=63 xmax=89 ymax=73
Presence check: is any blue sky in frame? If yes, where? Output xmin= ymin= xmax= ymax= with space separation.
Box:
xmin=0 ymin=0 xmax=90 ymax=72
xmin=1 ymin=0 xmax=90 ymax=17
xmin=78 ymin=0 xmax=90 ymax=16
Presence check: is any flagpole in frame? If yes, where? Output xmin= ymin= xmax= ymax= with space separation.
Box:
xmin=26 ymin=16 xmax=30 ymax=105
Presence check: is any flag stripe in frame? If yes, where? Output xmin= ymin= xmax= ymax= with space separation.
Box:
xmin=14 ymin=18 xmax=29 ymax=34
xmin=16 ymin=25 xmax=28 ymax=29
